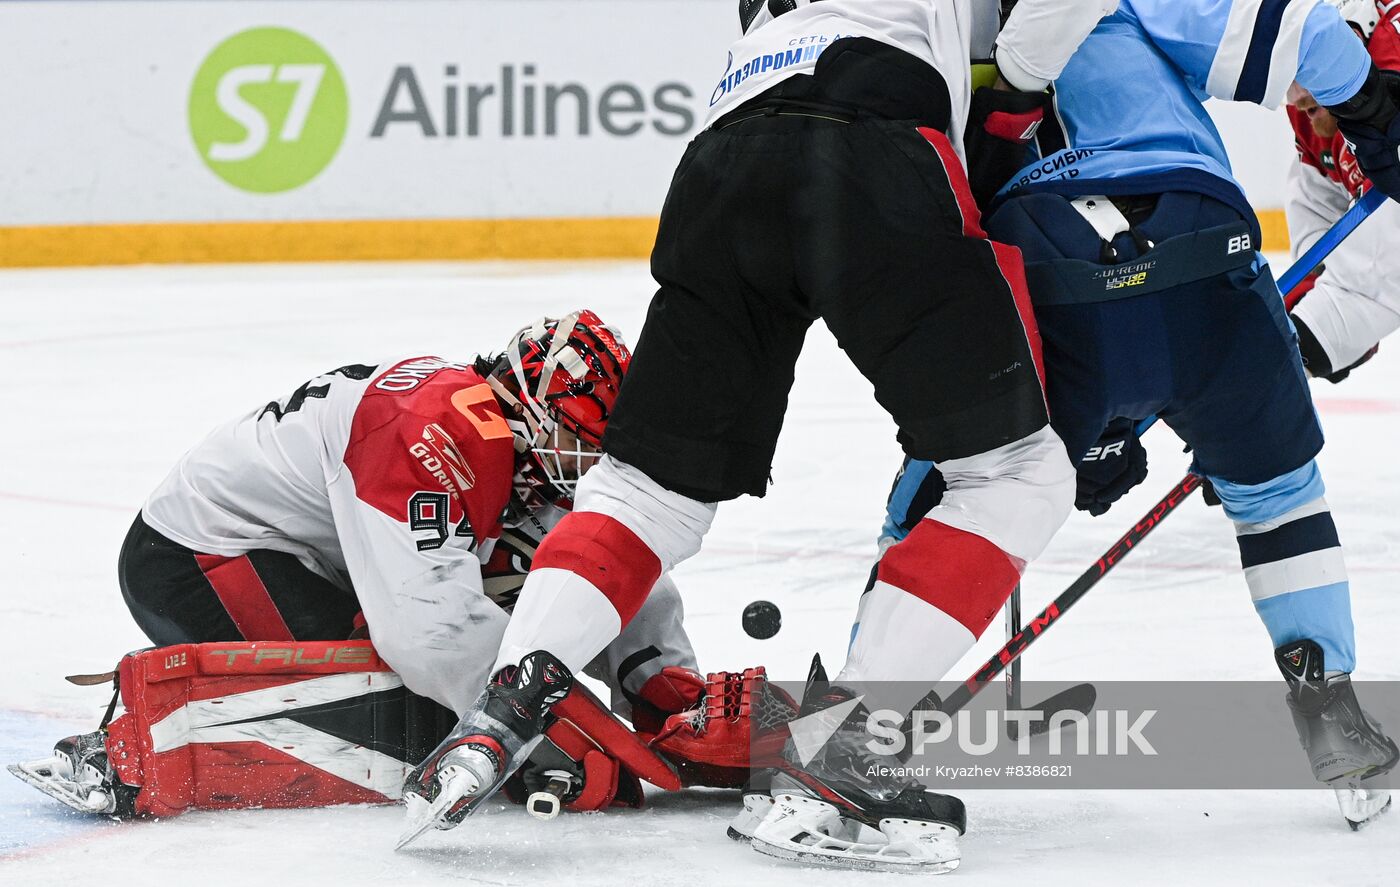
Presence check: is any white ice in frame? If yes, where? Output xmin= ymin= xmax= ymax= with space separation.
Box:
xmin=1 ymin=260 xmax=1397 ymax=885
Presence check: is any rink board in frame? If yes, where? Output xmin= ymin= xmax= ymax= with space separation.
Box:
xmin=0 ymin=1 xmax=1296 ymax=265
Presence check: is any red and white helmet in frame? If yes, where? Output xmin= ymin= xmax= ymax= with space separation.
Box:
xmin=1326 ymin=0 xmax=1381 ymax=40
xmin=484 ymin=310 xmax=630 ymax=502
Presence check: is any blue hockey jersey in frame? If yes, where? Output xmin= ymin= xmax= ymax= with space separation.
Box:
xmin=997 ymin=0 xmax=1373 ymax=227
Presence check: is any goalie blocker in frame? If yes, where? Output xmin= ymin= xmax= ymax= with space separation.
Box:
xmin=10 ymin=640 xmax=719 ymax=818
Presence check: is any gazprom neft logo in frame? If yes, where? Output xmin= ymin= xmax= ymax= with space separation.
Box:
xmin=370 ymin=64 xmax=695 ymax=138
xmin=710 ymin=34 xmax=844 ymax=106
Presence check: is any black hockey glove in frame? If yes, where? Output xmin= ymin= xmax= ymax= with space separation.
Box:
xmin=740 ymin=0 xmax=766 ymax=30
xmin=964 ymin=85 xmax=1050 ymax=209
xmin=1328 ymin=66 xmax=1400 ymax=204
xmin=759 ymin=0 xmax=822 ymax=24
xmin=1200 ymin=475 xmax=1222 ymax=508
xmin=1075 ymin=418 xmax=1148 ymax=516
xmin=1292 ymin=311 xmax=1380 ymax=383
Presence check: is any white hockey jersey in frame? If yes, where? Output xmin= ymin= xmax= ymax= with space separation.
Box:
xmin=142 ymin=357 xmax=520 ymax=712
xmin=1287 ymin=167 xmax=1400 ymax=371
xmin=1286 ymin=2 xmax=1400 ymax=372
xmin=142 ymin=356 xmax=697 ymax=715
xmin=706 ymin=0 xmax=1119 ymax=156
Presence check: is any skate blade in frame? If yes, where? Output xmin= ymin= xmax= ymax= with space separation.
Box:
xmin=1018 ymin=683 xmax=1098 ymax=738
xmin=752 ymin=833 xmax=960 ymax=874
xmin=751 ymin=794 xmax=960 ymax=874
xmin=7 ymin=760 xmax=109 ymax=814
xmin=1337 ymin=787 xmax=1391 ymax=831
xmin=395 ymin=766 xmax=482 ymax=851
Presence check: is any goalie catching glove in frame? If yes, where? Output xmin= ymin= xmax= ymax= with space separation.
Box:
xmin=649 ymin=666 xmax=799 ymax=789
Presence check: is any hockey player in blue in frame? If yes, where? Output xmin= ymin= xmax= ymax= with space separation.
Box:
xmin=878 ymin=0 xmax=1400 ymax=827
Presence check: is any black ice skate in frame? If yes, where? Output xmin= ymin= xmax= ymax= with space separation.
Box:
xmin=748 ymin=656 xmax=966 ymax=873
xmin=1276 ymin=640 xmax=1399 ymax=829
xmin=396 ymin=650 xmax=572 ymax=849
xmin=7 ymin=730 xmax=137 ymax=817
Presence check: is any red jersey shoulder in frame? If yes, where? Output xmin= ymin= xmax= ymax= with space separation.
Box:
xmin=1289 ymin=108 xmax=1367 ymax=196
xmin=343 ymin=357 xmax=517 ymax=543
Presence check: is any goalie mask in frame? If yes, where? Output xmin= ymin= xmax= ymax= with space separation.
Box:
xmin=484 ymin=310 xmax=630 ymax=504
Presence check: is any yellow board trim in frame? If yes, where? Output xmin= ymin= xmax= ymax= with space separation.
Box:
xmin=1255 ymin=209 xmax=1289 ymax=256
xmin=0 ymin=210 xmax=1289 ymax=268
xmin=0 ymin=217 xmax=662 ymax=268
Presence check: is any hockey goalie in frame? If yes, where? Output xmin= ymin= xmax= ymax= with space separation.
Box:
xmin=8 ymin=310 xmax=774 ymax=820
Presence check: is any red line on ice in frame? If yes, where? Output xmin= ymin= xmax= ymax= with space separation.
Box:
xmin=1314 ymin=398 xmax=1399 ymax=414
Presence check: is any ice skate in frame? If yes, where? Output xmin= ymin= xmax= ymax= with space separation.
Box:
xmin=8 ymin=730 xmax=137 ymax=817
xmin=396 ymin=650 xmax=572 ymax=849
xmin=748 ymin=660 xmax=965 ymax=873
xmin=727 ymin=769 xmax=775 ymax=842
xmin=1276 ymin=640 xmax=1398 ymax=829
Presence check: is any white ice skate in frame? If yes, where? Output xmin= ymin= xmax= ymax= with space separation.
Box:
xmin=727 ymin=785 xmax=776 ymax=841
xmin=743 ymin=657 xmax=965 ymax=873
xmin=751 ymin=790 xmax=961 ymax=874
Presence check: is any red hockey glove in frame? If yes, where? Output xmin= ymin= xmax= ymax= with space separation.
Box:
xmin=630 ymin=665 xmax=705 ymax=736
xmin=649 ymin=667 xmax=798 ymax=788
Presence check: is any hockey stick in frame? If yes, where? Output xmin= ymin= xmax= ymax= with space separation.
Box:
xmin=944 ymin=473 xmax=1203 ymax=719
xmin=980 ymin=190 xmax=1388 ymax=726
xmin=1004 ymin=585 xmax=1097 ymax=738
xmin=1004 ymin=585 xmax=1022 ymax=735
xmin=1277 ymin=187 xmax=1387 ymax=295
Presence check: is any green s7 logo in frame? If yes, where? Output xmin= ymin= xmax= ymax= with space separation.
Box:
xmin=189 ymin=28 xmax=348 ymax=193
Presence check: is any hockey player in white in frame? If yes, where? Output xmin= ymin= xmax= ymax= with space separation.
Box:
xmin=1285 ymin=0 xmax=1400 ymax=382
xmin=124 ymin=312 xmax=691 ymax=718
xmin=399 ymin=0 xmax=1120 ymax=872
xmin=10 ymin=312 xmax=746 ymax=819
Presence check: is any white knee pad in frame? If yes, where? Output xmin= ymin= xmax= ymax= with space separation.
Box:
xmin=574 ymin=455 xmax=718 ymax=572
xmin=929 ymin=424 xmax=1075 ymax=564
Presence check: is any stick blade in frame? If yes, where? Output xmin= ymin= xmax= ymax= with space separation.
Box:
xmin=1007 ymin=683 xmax=1097 ymax=740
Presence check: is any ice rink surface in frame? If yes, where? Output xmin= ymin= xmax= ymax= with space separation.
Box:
xmin=1 ymin=259 xmax=1397 ymax=885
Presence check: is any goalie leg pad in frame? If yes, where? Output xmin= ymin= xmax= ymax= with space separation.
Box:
xmin=103 ymin=641 xmax=454 ymax=816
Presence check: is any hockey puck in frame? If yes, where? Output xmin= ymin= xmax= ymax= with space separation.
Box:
xmin=742 ymin=600 xmax=781 ymax=639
